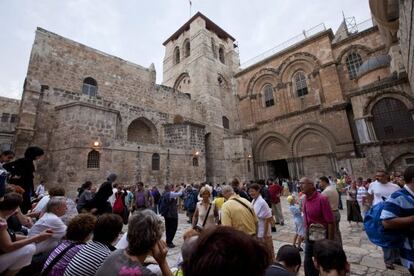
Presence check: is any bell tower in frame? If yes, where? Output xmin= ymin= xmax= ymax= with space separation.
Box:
xmin=162 ymin=12 xmax=244 ymax=183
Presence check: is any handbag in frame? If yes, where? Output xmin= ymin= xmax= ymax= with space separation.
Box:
xmin=308 ymin=223 xmax=326 ymax=241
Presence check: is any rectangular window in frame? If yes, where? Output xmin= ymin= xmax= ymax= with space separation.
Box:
xmin=1 ymin=113 xmax=10 ymax=123
xmin=297 ymin=87 xmax=308 ymax=97
xmin=265 ymin=99 xmax=275 ymax=107
xmin=406 ymin=158 xmax=414 ymax=165
xmin=10 ymin=114 xmax=17 ymax=123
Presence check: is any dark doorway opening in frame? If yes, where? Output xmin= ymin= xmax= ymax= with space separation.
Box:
xmin=268 ymin=159 xmax=289 ymax=179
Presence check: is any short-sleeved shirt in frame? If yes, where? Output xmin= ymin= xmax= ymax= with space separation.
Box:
xmin=221 ymin=195 xmax=257 ymax=235
xmin=303 ymin=191 xmax=334 ymax=229
xmin=252 ymin=195 xmax=272 ymax=238
xmin=356 ymin=186 xmax=367 ymax=204
xmin=368 ymin=181 xmax=400 ymax=206
xmin=96 ymin=249 xmax=155 ymax=276
xmin=380 ymin=186 xmax=414 ymax=270
xmin=321 ymin=185 xmax=339 ymax=211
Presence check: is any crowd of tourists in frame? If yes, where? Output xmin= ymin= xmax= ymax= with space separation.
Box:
xmin=0 ymin=146 xmax=413 ymax=276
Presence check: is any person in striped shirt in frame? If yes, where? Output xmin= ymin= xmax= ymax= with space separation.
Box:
xmin=63 ymin=214 xmax=123 ymax=276
xmin=42 ymin=213 xmax=96 ymax=276
xmin=381 ymin=166 xmax=414 ymax=274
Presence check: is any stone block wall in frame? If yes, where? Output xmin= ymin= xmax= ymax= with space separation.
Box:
xmin=399 ymin=0 xmax=414 ymax=89
xmin=0 ymin=96 xmax=20 ymax=151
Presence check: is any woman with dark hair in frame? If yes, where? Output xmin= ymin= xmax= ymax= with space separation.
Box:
xmin=182 ymin=226 xmax=270 ymax=276
xmin=42 ymin=213 xmax=97 ymax=276
xmin=96 ymin=210 xmax=172 ymax=276
xmin=64 ymin=214 xmax=123 ymax=276
xmin=0 ymin=192 xmax=52 ymax=275
xmin=76 ymin=181 xmax=95 ymax=213
xmin=4 ymin=146 xmax=45 ymax=213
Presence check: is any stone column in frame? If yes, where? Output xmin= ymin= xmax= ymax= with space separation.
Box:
xmin=355 ymin=118 xmax=375 ymax=143
xmin=328 ymin=153 xmax=338 ymax=175
xmin=286 ymin=158 xmax=296 ymax=179
xmin=166 ymin=149 xmax=170 ymax=184
xmin=365 ymin=116 xmax=378 ymax=142
xmin=136 ymin=146 xmax=141 ymax=182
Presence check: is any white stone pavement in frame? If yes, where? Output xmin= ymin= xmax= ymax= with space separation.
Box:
xmin=158 ymin=196 xmax=411 ymax=276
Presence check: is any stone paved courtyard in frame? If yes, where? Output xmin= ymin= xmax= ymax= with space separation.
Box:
xmin=162 ymin=196 xmax=410 ymax=276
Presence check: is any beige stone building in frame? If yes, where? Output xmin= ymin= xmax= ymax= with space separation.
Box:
xmin=7 ymin=5 xmax=414 ymax=194
xmin=0 ymin=96 xmax=20 ymax=152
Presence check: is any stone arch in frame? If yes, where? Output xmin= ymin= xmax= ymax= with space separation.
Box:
xmin=336 ymin=44 xmax=373 ymax=64
xmin=363 ymin=91 xmax=414 ymax=116
xmin=254 ymin=132 xmax=290 ymax=162
xmin=173 ymin=72 xmax=191 ymax=93
xmin=289 ymin=123 xmax=337 ymax=156
xmin=278 ymin=52 xmax=320 ymax=82
xmin=387 ymin=152 xmax=414 ymax=172
xmin=127 ymin=117 xmax=158 ymax=144
xmin=246 ymin=68 xmax=278 ymax=96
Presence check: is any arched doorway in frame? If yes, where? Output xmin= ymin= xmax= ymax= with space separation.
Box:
xmin=127 ymin=117 xmax=158 ymax=144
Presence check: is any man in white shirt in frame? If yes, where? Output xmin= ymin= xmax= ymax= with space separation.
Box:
xmin=29 ymin=196 xmax=67 ymax=254
xmin=368 ymin=170 xmax=400 ymax=206
xmin=367 ymin=169 xmax=401 ymax=269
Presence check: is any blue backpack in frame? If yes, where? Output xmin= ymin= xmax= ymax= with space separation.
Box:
xmin=184 ymin=190 xmax=198 ymax=212
xmin=158 ymin=192 xmax=170 ymax=216
xmin=364 ymin=200 xmax=405 ymax=248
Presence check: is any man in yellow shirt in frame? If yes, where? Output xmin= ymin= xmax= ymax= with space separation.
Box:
xmin=221 ymin=185 xmax=258 ymax=236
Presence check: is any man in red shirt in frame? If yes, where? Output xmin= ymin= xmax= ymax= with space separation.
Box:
xmin=268 ymin=179 xmax=285 ymax=226
xmin=300 ymin=177 xmax=335 ymax=276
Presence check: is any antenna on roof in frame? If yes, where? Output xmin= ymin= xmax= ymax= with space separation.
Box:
xmin=342 ymin=11 xmax=358 ymax=34
xmin=189 ymin=0 xmax=192 ymax=18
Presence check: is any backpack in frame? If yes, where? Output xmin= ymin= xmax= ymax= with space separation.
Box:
xmin=159 ymin=192 xmax=171 ymax=216
xmin=112 ymin=193 xmax=124 ymax=214
xmin=184 ymin=190 xmax=198 ymax=212
xmin=364 ymin=200 xmax=405 ymax=248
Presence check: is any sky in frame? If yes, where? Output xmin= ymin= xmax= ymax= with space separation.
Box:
xmin=0 ymin=0 xmax=372 ymax=100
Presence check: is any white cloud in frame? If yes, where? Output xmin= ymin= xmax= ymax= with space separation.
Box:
xmin=0 ymin=0 xmax=371 ymax=99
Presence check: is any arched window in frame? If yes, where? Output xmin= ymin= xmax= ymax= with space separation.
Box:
xmin=346 ymin=52 xmax=363 ymax=79
xmin=294 ymin=72 xmax=308 ymax=97
xmin=174 ymin=47 xmax=180 ymax=65
xmin=184 ymin=39 xmax=190 ymax=58
xmin=219 ymin=47 xmax=225 ymax=64
xmin=152 ymin=153 xmax=160 ymax=171
xmin=263 ymin=84 xmax=274 ymax=107
xmin=87 ymin=150 xmax=100 ymax=168
xmin=222 ymin=116 xmax=229 ymax=129
xmin=372 ymin=98 xmax=414 ymax=140
xmin=193 ymin=157 xmax=199 ymax=167
xmin=82 ymin=77 xmax=98 ymax=97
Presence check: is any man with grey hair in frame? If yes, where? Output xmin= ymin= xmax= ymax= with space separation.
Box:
xmin=300 ymin=177 xmax=334 ymax=276
xmin=29 ymin=196 xmax=67 ymax=253
xmin=221 ymin=185 xmax=258 ymax=236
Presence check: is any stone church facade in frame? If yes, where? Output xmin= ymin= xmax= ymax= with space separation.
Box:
xmin=10 ymin=8 xmax=414 ymax=194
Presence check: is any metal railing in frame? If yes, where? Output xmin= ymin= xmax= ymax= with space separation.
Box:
xmin=240 ymin=18 xmax=374 ymax=69
xmin=240 ymin=23 xmax=326 ymax=69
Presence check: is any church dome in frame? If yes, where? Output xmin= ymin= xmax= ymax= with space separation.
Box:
xmin=357 ymin=54 xmax=391 ymax=78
